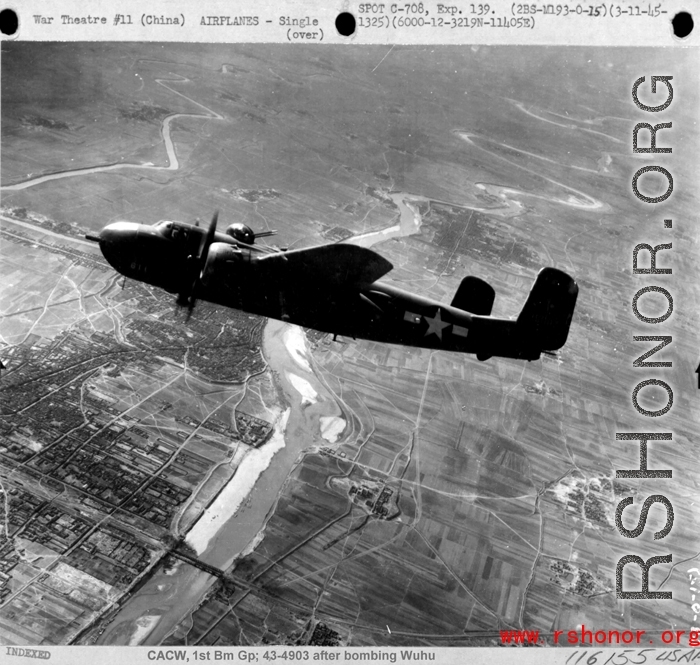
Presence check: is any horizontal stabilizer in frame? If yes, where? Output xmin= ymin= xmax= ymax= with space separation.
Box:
xmin=451 ymin=276 xmax=495 ymax=316
xmin=257 ymin=243 xmax=393 ymax=286
xmin=517 ymin=267 xmax=578 ymax=351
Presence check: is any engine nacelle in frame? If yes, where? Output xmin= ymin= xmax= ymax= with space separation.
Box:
xmin=202 ymin=242 xmax=242 ymax=286
xmin=226 ymin=223 xmax=255 ymax=245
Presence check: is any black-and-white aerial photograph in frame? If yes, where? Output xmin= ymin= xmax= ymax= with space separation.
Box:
xmin=0 ymin=42 xmax=698 ymax=648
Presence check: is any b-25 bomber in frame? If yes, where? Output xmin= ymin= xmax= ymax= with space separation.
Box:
xmin=87 ymin=212 xmax=578 ymax=362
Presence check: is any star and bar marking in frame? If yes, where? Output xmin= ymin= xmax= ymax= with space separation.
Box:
xmin=423 ymin=309 xmax=450 ymax=339
xmin=404 ymin=308 xmax=468 ymax=341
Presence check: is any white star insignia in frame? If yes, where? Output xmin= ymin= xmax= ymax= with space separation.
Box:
xmin=423 ymin=309 xmax=450 ymax=340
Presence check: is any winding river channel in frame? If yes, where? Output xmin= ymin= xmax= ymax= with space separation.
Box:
xmin=0 ymin=75 xmax=222 ymax=193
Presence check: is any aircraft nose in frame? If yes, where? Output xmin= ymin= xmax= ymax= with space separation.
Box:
xmin=99 ymin=221 xmax=141 ymax=275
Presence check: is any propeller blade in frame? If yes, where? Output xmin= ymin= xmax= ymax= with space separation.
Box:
xmin=198 ymin=210 xmax=219 ymax=261
xmin=176 ymin=211 xmax=219 ymax=318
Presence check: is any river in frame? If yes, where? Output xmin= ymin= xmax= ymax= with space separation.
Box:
xmin=1 ymin=75 xmax=222 ymax=192
xmin=345 ymin=192 xmax=427 ymax=247
xmin=95 ymin=319 xmax=342 ymax=645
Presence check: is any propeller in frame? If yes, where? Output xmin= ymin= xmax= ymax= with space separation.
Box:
xmin=177 ymin=210 xmax=219 ymax=320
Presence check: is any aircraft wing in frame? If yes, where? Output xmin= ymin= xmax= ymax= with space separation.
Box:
xmin=256 ymin=243 xmax=393 ymax=286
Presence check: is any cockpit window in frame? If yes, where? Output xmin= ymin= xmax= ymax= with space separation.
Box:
xmin=156 ymin=221 xmax=174 ymax=238
xmin=156 ymin=220 xmax=192 ymax=245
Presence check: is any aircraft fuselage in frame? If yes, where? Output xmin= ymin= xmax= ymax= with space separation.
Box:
xmin=94 ymin=220 xmax=576 ymax=362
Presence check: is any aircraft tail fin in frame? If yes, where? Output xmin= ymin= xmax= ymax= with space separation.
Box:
xmin=451 ymin=276 xmax=495 ymax=316
xmin=516 ymin=268 xmax=578 ymax=351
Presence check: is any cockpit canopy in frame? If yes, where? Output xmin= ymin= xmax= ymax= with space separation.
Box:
xmin=154 ymin=220 xmax=196 ymax=243
xmin=154 ymin=220 xmax=175 ymax=237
